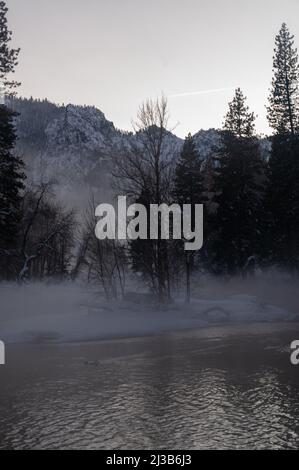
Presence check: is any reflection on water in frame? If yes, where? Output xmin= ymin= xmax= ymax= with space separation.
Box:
xmin=0 ymin=325 xmax=299 ymax=449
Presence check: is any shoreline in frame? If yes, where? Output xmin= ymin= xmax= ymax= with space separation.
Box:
xmin=5 ymin=320 xmax=299 ymax=347
xmin=1 ymin=281 xmax=298 ymax=345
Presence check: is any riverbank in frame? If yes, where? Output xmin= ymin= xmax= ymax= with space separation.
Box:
xmin=1 ymin=280 xmax=298 ymax=344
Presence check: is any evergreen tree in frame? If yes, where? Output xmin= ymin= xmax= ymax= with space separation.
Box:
xmin=0 ymin=0 xmax=20 ymax=97
xmin=224 ymin=88 xmax=256 ymax=138
xmin=264 ymin=133 xmax=299 ymax=270
xmin=174 ymin=133 xmax=204 ymax=208
xmin=265 ymin=24 xmax=299 ymax=270
xmin=212 ymin=92 xmax=265 ymax=275
xmin=0 ymin=1 xmax=24 ymax=278
xmin=173 ymin=134 xmax=205 ymax=301
xmin=0 ymin=105 xmax=25 ymax=277
xmin=267 ymin=23 xmax=299 ymax=135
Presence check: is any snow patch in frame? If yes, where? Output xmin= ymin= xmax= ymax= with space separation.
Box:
xmin=0 ymin=282 xmax=296 ymax=344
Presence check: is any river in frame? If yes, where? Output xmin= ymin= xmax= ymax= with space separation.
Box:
xmin=0 ymin=323 xmax=299 ymax=449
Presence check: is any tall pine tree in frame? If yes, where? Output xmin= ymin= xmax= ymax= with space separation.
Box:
xmin=212 ymin=90 xmax=265 ymax=275
xmin=0 ymin=1 xmax=25 ymax=278
xmin=265 ymin=24 xmax=299 ymax=271
xmin=264 ymin=134 xmax=299 ymax=269
xmin=0 ymin=1 xmax=20 ymax=97
xmin=267 ymin=23 xmax=299 ymax=135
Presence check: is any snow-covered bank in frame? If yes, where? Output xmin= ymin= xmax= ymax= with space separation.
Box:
xmin=0 ymin=280 xmax=298 ymax=344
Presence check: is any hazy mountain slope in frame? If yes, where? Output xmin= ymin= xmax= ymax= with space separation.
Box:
xmin=9 ymin=97 xmax=270 ymax=207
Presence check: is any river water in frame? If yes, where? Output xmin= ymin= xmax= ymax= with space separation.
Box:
xmin=0 ymin=323 xmax=299 ymax=449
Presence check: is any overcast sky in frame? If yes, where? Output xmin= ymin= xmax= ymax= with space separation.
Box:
xmin=6 ymin=0 xmax=299 ymax=137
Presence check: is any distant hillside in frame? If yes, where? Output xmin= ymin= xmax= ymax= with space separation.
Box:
xmin=7 ymin=97 xmax=270 ymax=206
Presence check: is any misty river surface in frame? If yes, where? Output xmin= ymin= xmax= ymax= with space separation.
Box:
xmin=1 ymin=323 xmax=299 ymax=449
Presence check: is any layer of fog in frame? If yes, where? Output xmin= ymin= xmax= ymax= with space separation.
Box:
xmin=0 ymin=271 xmax=298 ymax=344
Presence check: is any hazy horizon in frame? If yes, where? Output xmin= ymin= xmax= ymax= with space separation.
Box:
xmin=7 ymin=0 xmax=299 ymax=137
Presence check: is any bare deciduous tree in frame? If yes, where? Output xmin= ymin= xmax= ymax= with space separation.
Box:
xmin=18 ymin=183 xmax=76 ymax=281
xmin=80 ymin=198 xmax=127 ymax=300
xmin=112 ymin=96 xmax=178 ymax=303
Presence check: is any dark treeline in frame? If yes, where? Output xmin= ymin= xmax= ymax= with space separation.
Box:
xmin=209 ymin=23 xmax=299 ymax=276
xmin=113 ymin=23 xmax=299 ymax=302
xmin=0 ymin=0 xmax=298 ymax=303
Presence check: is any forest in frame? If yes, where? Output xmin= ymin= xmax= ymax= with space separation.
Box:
xmin=1 ymin=0 xmax=299 ymax=305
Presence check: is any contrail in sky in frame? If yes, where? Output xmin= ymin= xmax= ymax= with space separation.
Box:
xmin=169 ymin=86 xmax=236 ymax=98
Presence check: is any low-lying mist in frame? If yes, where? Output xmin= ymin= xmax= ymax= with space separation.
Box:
xmin=0 ymin=270 xmax=298 ymax=344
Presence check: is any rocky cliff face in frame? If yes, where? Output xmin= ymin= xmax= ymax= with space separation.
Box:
xmin=9 ymin=97 xmax=269 ymax=207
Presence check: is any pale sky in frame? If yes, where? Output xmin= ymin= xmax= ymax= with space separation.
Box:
xmin=6 ymin=0 xmax=299 ymax=137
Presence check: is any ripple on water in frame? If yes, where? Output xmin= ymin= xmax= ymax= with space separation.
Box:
xmin=0 ymin=336 xmax=299 ymax=450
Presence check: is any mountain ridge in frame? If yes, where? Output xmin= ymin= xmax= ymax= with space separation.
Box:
xmin=7 ymin=97 xmax=269 ymax=206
